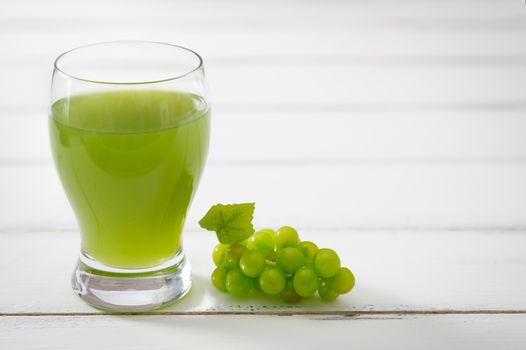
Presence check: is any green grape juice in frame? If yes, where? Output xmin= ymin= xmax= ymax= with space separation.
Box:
xmin=49 ymin=90 xmax=210 ymax=269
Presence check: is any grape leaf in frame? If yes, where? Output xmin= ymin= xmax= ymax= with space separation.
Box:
xmin=198 ymin=203 xmax=255 ymax=244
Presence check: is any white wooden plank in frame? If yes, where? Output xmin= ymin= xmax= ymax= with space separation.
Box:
xmin=0 ymin=63 xmax=524 ymax=112
xmin=0 ymin=163 xmax=525 ymax=231
xmin=4 ymin=30 xmax=526 ymax=61
xmin=1 ymin=0 xmax=522 ymax=20
xmin=1 ymin=230 xmax=525 ymax=313
xmin=3 ymin=13 xmax=525 ymax=34
xmin=1 ymin=0 xmax=525 ymax=59
xmin=2 ymin=110 xmax=526 ymax=162
xmin=186 ymin=110 xmax=526 ymax=163
xmin=1 ymin=315 xmax=526 ymax=350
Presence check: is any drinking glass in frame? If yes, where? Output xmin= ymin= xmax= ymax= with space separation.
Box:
xmin=49 ymin=41 xmax=210 ymax=311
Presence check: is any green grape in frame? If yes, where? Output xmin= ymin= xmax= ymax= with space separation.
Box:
xmin=239 ymin=250 xmax=266 ymax=277
xmin=259 ymin=268 xmax=286 ymax=295
xmin=292 ymin=267 xmax=319 ymax=297
xmin=275 ymin=226 xmax=300 ymax=248
xmin=247 ymin=230 xmax=275 ymax=257
xmin=211 ymin=267 xmax=228 ymax=292
xmin=328 ymin=267 xmax=355 ymax=294
xmin=313 ymin=248 xmax=341 ymax=278
xmin=252 ymin=278 xmax=263 ymax=293
xmin=257 ymin=228 xmax=276 ymax=238
xmin=225 ymin=268 xmax=253 ymax=297
xmin=276 ymin=247 xmax=305 ymax=275
xmin=224 ymin=244 xmax=248 ymax=269
xmin=280 ymin=280 xmax=302 ymax=303
xmin=298 ymin=241 xmax=319 ymax=265
xmin=212 ymin=243 xmax=228 ymax=267
xmin=318 ymin=283 xmax=339 ymax=301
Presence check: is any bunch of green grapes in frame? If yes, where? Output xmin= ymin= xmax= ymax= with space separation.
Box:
xmin=211 ymin=226 xmax=355 ymax=302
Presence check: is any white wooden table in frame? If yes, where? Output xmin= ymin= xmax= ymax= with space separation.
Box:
xmin=1 ymin=0 xmax=526 ymax=348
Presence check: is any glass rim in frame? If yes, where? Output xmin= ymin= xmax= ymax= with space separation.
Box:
xmin=53 ymin=40 xmax=204 ymax=85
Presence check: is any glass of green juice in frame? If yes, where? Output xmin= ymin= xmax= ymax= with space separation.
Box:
xmin=49 ymin=41 xmax=210 ymax=311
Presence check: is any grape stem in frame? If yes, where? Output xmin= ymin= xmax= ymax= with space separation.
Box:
xmin=265 ymin=259 xmax=276 ymax=267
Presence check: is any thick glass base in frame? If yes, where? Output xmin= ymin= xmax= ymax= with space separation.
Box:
xmin=72 ymin=251 xmax=191 ymax=312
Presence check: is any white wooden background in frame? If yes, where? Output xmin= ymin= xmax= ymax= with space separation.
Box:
xmin=1 ymin=0 xmax=526 ymax=348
